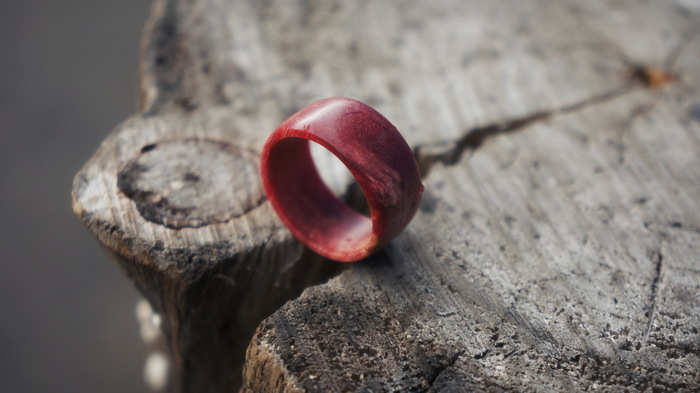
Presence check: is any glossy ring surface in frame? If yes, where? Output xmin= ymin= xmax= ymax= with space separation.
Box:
xmin=260 ymin=97 xmax=423 ymax=262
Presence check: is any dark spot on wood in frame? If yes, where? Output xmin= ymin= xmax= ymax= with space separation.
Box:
xmin=184 ymin=172 xmax=200 ymax=182
xmin=141 ymin=143 xmax=157 ymax=153
xmin=627 ymin=65 xmax=677 ymax=90
xmin=636 ymin=196 xmax=649 ymax=205
xmin=461 ymin=211 xmax=471 ymax=221
xmin=155 ymin=55 xmax=168 ymax=66
xmin=177 ymin=97 xmax=198 ymax=111
xmin=619 ymin=340 xmax=632 ymax=351
xmin=154 ymin=240 xmax=164 ymax=250
xmin=118 ymin=137 xmax=264 ymax=229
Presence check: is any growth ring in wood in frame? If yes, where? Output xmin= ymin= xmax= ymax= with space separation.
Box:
xmin=261 ymin=97 xmax=424 ymax=262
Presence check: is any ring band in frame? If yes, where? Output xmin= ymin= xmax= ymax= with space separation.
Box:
xmin=261 ymin=97 xmax=424 ymax=262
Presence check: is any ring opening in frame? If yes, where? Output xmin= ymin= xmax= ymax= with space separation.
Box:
xmin=310 ymin=141 xmax=370 ymax=216
xmin=266 ymin=137 xmax=373 ymax=259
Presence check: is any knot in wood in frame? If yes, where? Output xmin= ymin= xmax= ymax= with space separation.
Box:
xmin=117 ymin=137 xmax=264 ymax=229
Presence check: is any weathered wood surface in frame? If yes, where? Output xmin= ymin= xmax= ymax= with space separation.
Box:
xmin=71 ymin=0 xmax=700 ymax=392
xmin=73 ymin=0 xmax=354 ymax=390
xmin=240 ymin=1 xmax=700 ymax=392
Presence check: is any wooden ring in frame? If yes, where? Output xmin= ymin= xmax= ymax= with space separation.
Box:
xmin=261 ymin=97 xmax=424 ymax=262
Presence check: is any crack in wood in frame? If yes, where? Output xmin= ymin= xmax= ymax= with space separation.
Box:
xmin=427 ymin=350 xmax=464 ymax=389
xmin=643 ymin=249 xmax=664 ymax=345
xmin=414 ymin=86 xmax=633 ymax=177
xmin=412 ymin=26 xmax=696 ymax=179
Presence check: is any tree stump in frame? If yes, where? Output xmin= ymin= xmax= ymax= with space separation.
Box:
xmin=73 ymin=0 xmax=700 ymax=392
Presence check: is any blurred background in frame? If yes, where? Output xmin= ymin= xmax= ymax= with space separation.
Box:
xmin=0 ymin=2 xmax=153 ymax=392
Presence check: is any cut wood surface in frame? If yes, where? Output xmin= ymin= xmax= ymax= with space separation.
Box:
xmin=72 ymin=0 xmax=700 ymax=392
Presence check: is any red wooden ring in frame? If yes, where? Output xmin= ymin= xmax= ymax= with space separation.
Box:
xmin=260 ymin=97 xmax=424 ymax=262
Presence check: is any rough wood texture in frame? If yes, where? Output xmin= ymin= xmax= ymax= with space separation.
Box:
xmin=71 ymin=0 xmax=700 ymax=392
xmin=241 ymin=1 xmax=700 ymax=392
xmin=72 ymin=0 xmax=351 ymax=390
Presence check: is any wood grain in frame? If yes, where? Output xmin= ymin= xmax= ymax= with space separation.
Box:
xmin=241 ymin=0 xmax=700 ymax=392
xmin=71 ymin=0 xmax=700 ymax=391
